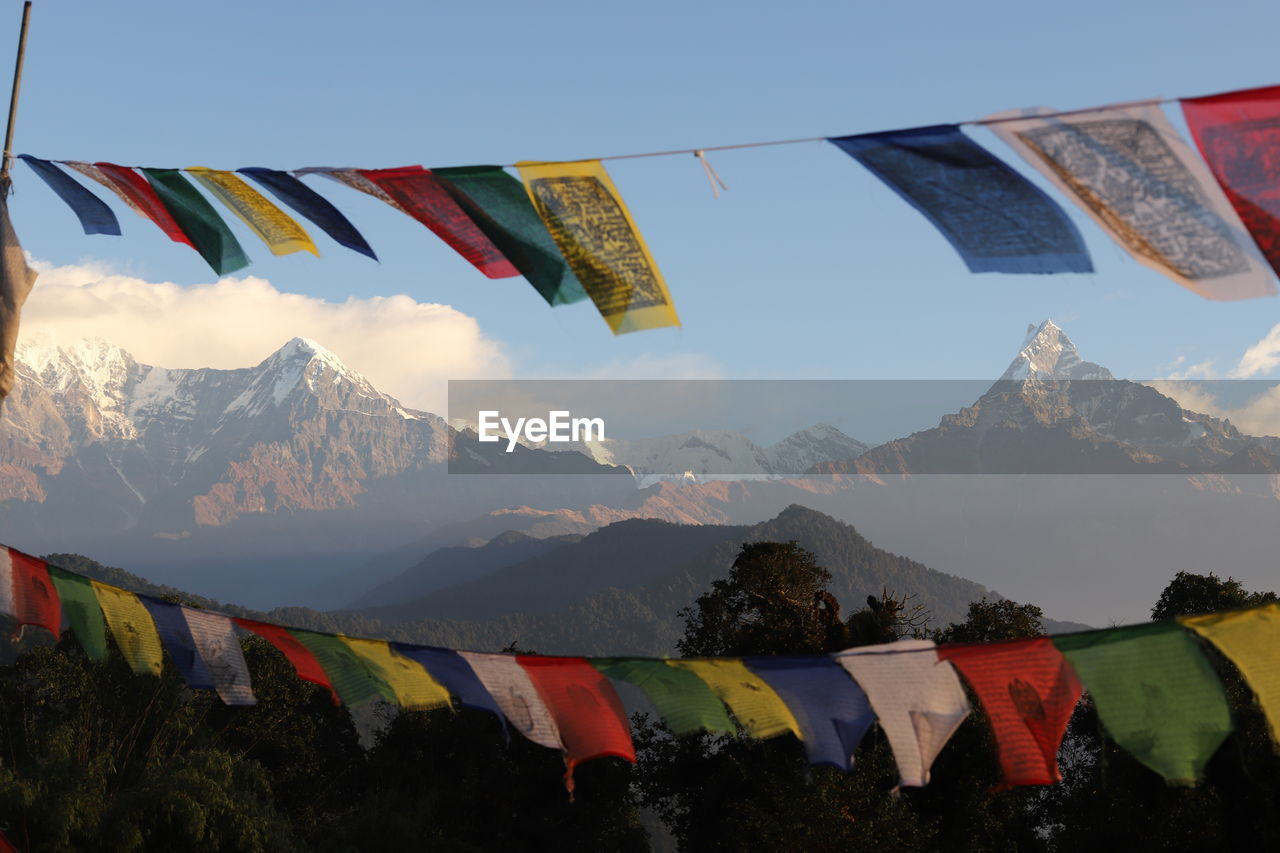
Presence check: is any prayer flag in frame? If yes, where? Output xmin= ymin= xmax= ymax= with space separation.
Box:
xmin=18 ymin=155 xmax=120 ymax=236
xmin=393 ymin=644 xmax=507 ymax=724
xmin=84 ymin=163 xmax=195 ymax=247
xmin=1053 ymin=622 xmax=1232 ymax=784
xmin=90 ymin=582 xmax=163 ymax=676
xmin=288 ymin=630 xmax=393 ymax=707
xmin=1181 ymin=604 xmax=1280 ymax=745
xmin=235 ymin=618 xmax=339 ymax=704
xmin=340 ymin=637 xmax=450 ymax=710
xmin=517 ymin=160 xmax=679 ymax=333
xmin=0 ymin=546 xmax=60 ymax=637
xmin=985 ymin=103 xmax=1275 ymax=300
xmin=356 ymin=166 xmax=518 ymax=278
xmin=434 ymin=165 xmax=587 ymax=305
xmin=938 ymin=636 xmax=1082 ymax=787
xmin=592 ymin=657 xmax=736 ymax=736
xmin=746 ymin=656 xmax=876 ymax=771
xmin=140 ymin=596 xmax=215 ymax=690
xmin=186 ymin=167 xmax=317 ymax=257
xmin=518 ymin=656 xmax=636 ymax=774
xmin=829 ymin=126 xmax=1092 ymax=274
xmin=46 ymin=566 xmax=107 ymax=660
xmin=667 ymin=658 xmax=801 ymax=740
xmin=835 ymin=639 xmax=971 ymax=787
xmin=1182 ymin=86 xmax=1280 ymax=275
xmin=0 ymin=182 xmax=36 ymax=402
xmin=183 ymin=608 xmax=255 ymax=705
xmin=140 ymin=168 xmax=250 ymax=275
xmin=456 ymin=651 xmax=563 ymax=750
xmin=237 ymin=167 xmax=377 ymax=259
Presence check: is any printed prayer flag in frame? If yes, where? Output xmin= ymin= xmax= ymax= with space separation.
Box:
xmin=1181 ymin=604 xmax=1280 ymax=745
xmin=393 ymin=644 xmax=507 ymax=724
xmin=835 ymin=639 xmax=971 ymax=787
xmin=186 ymin=167 xmax=318 ymax=257
xmin=746 ymin=656 xmax=876 ymax=771
xmin=1182 ymin=86 xmax=1280 ymax=276
xmin=517 ymin=160 xmax=679 ymax=334
xmin=140 ymin=168 xmax=250 ymax=275
xmin=18 ymin=155 xmax=121 ymax=236
xmin=235 ymin=618 xmax=339 ymax=704
xmin=86 ymin=163 xmax=196 ymax=247
xmin=592 ymin=657 xmax=736 ymax=736
xmin=62 ymin=161 xmax=145 ymax=217
xmin=1053 ymin=622 xmax=1232 ymax=784
xmin=0 ymin=546 xmax=61 ymax=637
xmin=183 ymin=608 xmax=255 ymax=705
xmin=985 ymin=103 xmax=1275 ymax=300
xmin=237 ymin=167 xmax=377 ymax=259
xmin=938 ymin=637 xmax=1082 ymax=787
xmin=289 ymin=630 xmax=393 ymax=707
xmin=46 ymin=566 xmax=107 ymax=660
xmin=667 ymin=658 xmax=801 ymax=740
xmin=434 ymin=166 xmax=587 ymax=305
xmin=90 ymin=583 xmax=163 ymax=676
xmin=457 ymin=651 xmax=563 ymax=750
xmin=829 ymin=126 xmax=1092 ymax=274
xmin=0 ymin=182 xmax=36 ymax=402
xmin=356 ymin=166 xmax=518 ymax=278
xmin=518 ymin=656 xmax=636 ymax=775
xmin=340 ymin=637 xmax=450 ymax=710
xmin=140 ymin=597 xmax=215 ymax=690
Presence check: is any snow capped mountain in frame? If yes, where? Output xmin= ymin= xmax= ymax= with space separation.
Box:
xmin=1001 ymin=320 xmax=1113 ymax=381
xmin=528 ymin=423 xmax=869 ymax=478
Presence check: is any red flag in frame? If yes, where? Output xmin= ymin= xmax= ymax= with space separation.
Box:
xmin=938 ymin=636 xmax=1082 ymax=787
xmin=1182 ymin=86 xmax=1280 ymax=275
xmin=3 ymin=547 xmax=61 ymax=637
xmin=235 ymin=618 xmax=339 ymax=705
xmin=517 ymin=655 xmax=635 ymax=790
xmin=93 ymin=162 xmax=195 ymax=248
xmin=357 ymin=166 xmax=519 ymax=278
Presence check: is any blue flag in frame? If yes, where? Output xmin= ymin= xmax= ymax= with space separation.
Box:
xmin=139 ymin=596 xmax=214 ymax=690
xmin=829 ymin=126 xmax=1092 ymax=275
xmin=393 ymin=644 xmax=506 ymax=731
xmin=237 ymin=167 xmax=377 ymax=260
xmin=746 ymin=656 xmax=875 ymax=770
xmin=19 ymin=155 xmax=121 ymax=236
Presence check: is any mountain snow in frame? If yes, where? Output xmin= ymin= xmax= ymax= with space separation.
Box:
xmin=1001 ymin=320 xmax=1114 ymax=381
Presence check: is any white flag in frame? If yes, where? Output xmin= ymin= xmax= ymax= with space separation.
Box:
xmin=457 ymin=651 xmax=563 ymax=750
xmin=835 ymin=639 xmax=970 ymax=787
xmin=984 ymin=102 xmax=1275 ymax=300
xmin=183 ymin=608 xmax=256 ymax=706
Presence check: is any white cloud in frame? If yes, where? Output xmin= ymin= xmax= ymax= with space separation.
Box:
xmin=1147 ymin=380 xmax=1280 ymax=438
xmin=1232 ymin=322 xmax=1280 ymax=378
xmin=20 ymin=260 xmax=510 ymax=413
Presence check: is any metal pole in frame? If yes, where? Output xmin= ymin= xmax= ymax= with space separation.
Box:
xmin=1 ymin=2 xmax=33 ymax=181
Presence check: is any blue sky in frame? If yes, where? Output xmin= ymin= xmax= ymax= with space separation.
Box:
xmin=8 ymin=0 xmax=1280 ymax=394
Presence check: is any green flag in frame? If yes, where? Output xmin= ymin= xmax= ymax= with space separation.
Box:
xmin=289 ymin=630 xmax=392 ymax=707
xmin=434 ymin=165 xmax=586 ymax=306
xmin=593 ymin=657 xmax=736 ymax=736
xmin=46 ymin=566 xmax=107 ymax=661
xmin=1053 ymin=622 xmax=1232 ymax=784
xmin=141 ymin=168 xmax=249 ymax=275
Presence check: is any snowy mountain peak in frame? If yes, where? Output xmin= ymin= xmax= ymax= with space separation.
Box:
xmin=17 ymin=336 xmax=137 ymax=394
xmin=1001 ymin=320 xmax=1113 ymax=381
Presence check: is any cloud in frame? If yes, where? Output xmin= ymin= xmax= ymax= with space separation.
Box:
xmin=20 ymin=260 xmax=510 ymax=413
xmin=1147 ymin=380 xmax=1280 ymax=438
xmin=1232 ymin=322 xmax=1280 ymax=378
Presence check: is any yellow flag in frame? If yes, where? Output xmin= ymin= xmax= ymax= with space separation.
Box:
xmin=340 ymin=637 xmax=451 ymax=710
xmin=90 ymin=582 xmax=163 ymax=676
xmin=1181 ymin=604 xmax=1280 ymax=744
xmin=516 ymin=160 xmax=679 ymax=334
xmin=667 ymin=658 xmax=800 ymax=740
xmin=187 ymin=167 xmax=318 ymax=257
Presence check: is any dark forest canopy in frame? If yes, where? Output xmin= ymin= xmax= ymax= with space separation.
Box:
xmin=0 ymin=543 xmax=1276 ymax=851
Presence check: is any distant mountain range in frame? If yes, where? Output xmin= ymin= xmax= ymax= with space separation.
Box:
xmin=52 ymin=505 xmax=1087 ymax=657
xmin=7 ymin=321 xmax=1280 ymax=624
